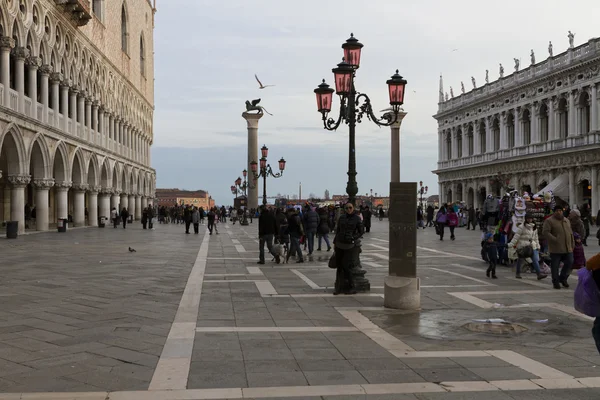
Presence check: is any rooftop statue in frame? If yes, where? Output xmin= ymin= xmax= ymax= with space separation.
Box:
xmin=548 ymin=41 xmax=553 ymax=57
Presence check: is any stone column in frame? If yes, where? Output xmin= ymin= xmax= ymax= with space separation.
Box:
xmin=26 ymin=56 xmax=41 ymax=119
xmin=55 ymin=181 xmax=71 ymax=220
xmin=72 ymin=184 xmax=87 ymax=227
xmin=14 ymin=47 xmax=29 ymax=113
xmin=39 ymin=65 xmax=51 ymax=124
xmin=88 ymin=186 xmax=99 ymax=227
xmin=390 ymin=111 xmax=407 ymax=182
xmin=85 ymin=97 xmax=92 ymax=132
xmin=8 ymin=175 xmax=30 ymax=234
xmin=462 ymin=124 xmax=469 ymax=157
xmin=591 ymin=85 xmax=598 ymax=132
xmin=473 ymin=121 xmax=481 ymax=155
xmin=60 ymin=82 xmax=70 ymax=131
xmin=69 ymin=87 xmax=78 ymax=131
xmin=568 ymin=168 xmax=576 ymax=208
xmin=549 ymin=98 xmax=556 ymax=140
xmin=242 ymin=111 xmax=263 ymax=210
xmin=33 ymin=178 xmax=53 ymax=231
xmin=514 ymin=108 xmax=521 ymax=147
xmin=385 ymin=182 xmax=419 ymax=310
xmin=128 ymin=194 xmax=136 ymax=221
xmin=141 ymin=196 xmax=148 ymax=210
xmin=124 ymin=124 xmax=130 ymax=158
xmin=0 ymin=37 xmax=15 ymax=107
xmin=438 ymin=183 xmax=444 ymax=205
xmin=49 ymin=72 xmax=62 ymax=127
xmin=111 ymin=191 xmax=121 ymax=211
xmin=437 ymin=131 xmax=443 ymax=162
xmin=92 ymin=102 xmax=99 ymax=137
xmin=485 ymin=117 xmax=493 ymax=153
xmin=450 ymin=128 xmax=458 ymax=159
xmin=462 ymin=183 xmax=468 ymax=203
xmin=108 ymin=114 xmax=114 ymax=150
xmin=99 ymin=190 xmax=112 ymax=219
xmin=500 ymin=113 xmax=508 ymax=149
xmin=135 ymin=194 xmax=142 ymax=219
xmin=77 ymin=92 xmax=85 ymax=133
xmin=568 ymin=91 xmax=576 ymax=136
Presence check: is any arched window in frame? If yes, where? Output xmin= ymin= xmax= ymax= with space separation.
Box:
xmin=522 ymin=109 xmax=531 ymax=145
xmin=121 ymin=4 xmax=128 ymax=53
xmin=479 ymin=122 xmax=486 ymax=153
xmin=140 ymin=35 xmax=145 ymax=77
xmin=539 ymin=103 xmax=549 ymax=142
xmin=507 ymin=113 xmax=515 ymax=148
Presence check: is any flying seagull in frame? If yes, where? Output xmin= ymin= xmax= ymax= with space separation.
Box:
xmin=255 ymin=74 xmax=275 ymax=89
xmin=452 ymin=48 xmax=459 ymax=52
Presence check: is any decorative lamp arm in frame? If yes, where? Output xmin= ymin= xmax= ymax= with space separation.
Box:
xmin=356 ymin=93 xmax=398 ymax=127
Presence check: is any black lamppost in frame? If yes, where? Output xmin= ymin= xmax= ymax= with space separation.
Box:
xmin=418 ymin=181 xmax=428 ymax=210
xmin=313 ymin=33 xmax=407 ymax=206
xmin=250 ymin=145 xmax=286 ymax=206
xmin=235 ymin=170 xmax=255 ymax=224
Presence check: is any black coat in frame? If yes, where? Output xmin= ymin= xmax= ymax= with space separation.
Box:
xmin=334 ymin=212 xmax=364 ymax=249
xmin=361 ymin=210 xmax=372 ymax=227
xmin=317 ymin=212 xmax=330 ymax=234
xmin=259 ymin=210 xmax=278 ymax=236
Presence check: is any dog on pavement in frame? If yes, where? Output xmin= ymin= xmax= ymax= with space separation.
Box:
xmin=272 ymin=243 xmax=287 ymax=264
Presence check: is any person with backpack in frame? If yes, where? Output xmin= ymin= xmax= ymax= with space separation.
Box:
xmin=317 ymin=207 xmax=332 ymax=251
xmin=287 ymin=208 xmax=304 ymax=263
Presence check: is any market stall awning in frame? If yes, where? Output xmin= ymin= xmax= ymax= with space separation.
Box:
xmin=535 ymin=173 xmax=569 ymax=200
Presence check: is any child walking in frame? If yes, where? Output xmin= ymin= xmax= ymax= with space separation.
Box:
xmin=573 ymin=232 xmax=586 ymax=269
xmin=483 ymin=232 xmax=499 ymax=279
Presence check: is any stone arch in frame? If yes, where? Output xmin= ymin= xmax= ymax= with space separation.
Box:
xmin=113 ymin=162 xmax=122 ymax=191
xmin=52 ymin=141 xmax=69 ymax=183
xmin=467 ymin=187 xmax=475 ymax=207
xmin=0 ymin=123 xmax=27 ymax=175
xmin=138 ymin=172 xmax=145 ymax=195
xmin=86 ymin=153 xmax=98 ymax=187
xmin=121 ymin=166 xmax=129 ymax=193
xmin=71 ymin=148 xmax=86 ymax=185
xmin=0 ymin=5 xmax=7 ymax=36
xmin=11 ymin=16 xmax=24 ymax=47
xmin=100 ymin=158 xmax=110 ymax=188
xmin=121 ymin=2 xmax=129 ymax=53
xmin=576 ymin=169 xmax=591 ymax=184
xmin=28 ymin=133 xmax=51 ymax=179
xmin=129 ymin=168 xmax=135 ymax=194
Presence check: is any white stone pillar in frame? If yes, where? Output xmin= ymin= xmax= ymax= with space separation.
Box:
xmin=390 ymin=111 xmax=406 ymax=182
xmin=451 ymin=128 xmax=458 ymax=159
xmin=120 ymin=193 xmax=129 ymax=213
xmin=14 ymin=47 xmax=29 ymax=113
xmin=135 ymin=195 xmax=141 ymax=220
xmin=92 ymin=102 xmax=99 ymax=135
xmin=141 ymin=196 xmax=148 ymax=210
xmin=568 ymin=168 xmax=576 ymax=208
xmin=26 ymin=56 xmax=41 ymax=120
xmin=109 ymin=114 xmax=114 ymax=150
xmin=485 ymin=117 xmax=493 ymax=153
xmin=50 ymin=73 xmax=62 ymax=127
xmin=69 ymin=87 xmax=78 ymax=131
xmin=461 ymin=125 xmax=469 ymax=157
xmin=40 ymin=66 xmax=51 ymax=124
xmin=60 ymin=82 xmax=70 ymax=131
xmin=500 ymin=113 xmax=508 ymax=149
xmin=514 ymin=109 xmax=521 ymax=147
xmin=591 ymin=85 xmax=598 ymax=132
xmin=88 ymin=187 xmax=99 ymax=227
xmin=548 ymin=99 xmax=556 ymax=140
xmin=8 ymin=175 xmax=30 ymax=234
xmin=592 ymin=168 xmax=598 ymax=217
xmin=473 ymin=121 xmax=481 ymax=155
xmin=99 ymin=190 xmax=111 ymax=220
xmin=0 ymin=37 xmax=15 ymax=107
xmin=55 ymin=181 xmax=71 ymax=220
xmin=242 ymin=111 xmax=263 ymax=210
xmin=72 ymin=184 xmax=87 ymax=227
xmin=128 ymin=195 xmax=135 ymax=221
xmin=33 ymin=178 xmax=53 ymax=231
xmin=568 ymin=91 xmax=576 ymax=136
xmin=85 ymin=97 xmax=92 ymax=131
xmin=77 ymin=92 xmax=85 ymax=134
xmin=111 ymin=191 xmax=121 ymax=211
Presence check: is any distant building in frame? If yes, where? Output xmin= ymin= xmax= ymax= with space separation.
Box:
xmin=156 ymin=188 xmax=214 ymax=209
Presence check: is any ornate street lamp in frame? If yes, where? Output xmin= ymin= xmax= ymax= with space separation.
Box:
xmin=314 ymin=33 xmax=407 ymax=205
xmin=418 ymin=182 xmax=429 ymax=210
xmin=250 ymin=145 xmax=286 ymax=206
xmin=234 ymin=170 xmax=256 ymax=225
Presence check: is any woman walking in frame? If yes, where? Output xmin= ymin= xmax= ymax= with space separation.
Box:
xmin=435 ymin=204 xmax=448 ymax=240
xmin=509 ymin=214 xmax=548 ymax=280
xmin=317 ymin=208 xmax=332 ymax=251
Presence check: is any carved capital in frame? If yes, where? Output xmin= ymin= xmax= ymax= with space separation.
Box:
xmin=8 ymin=175 xmax=31 ymax=188
xmin=88 ymin=185 xmax=101 ymax=194
xmin=26 ymin=56 xmax=42 ymax=68
xmin=0 ymin=37 xmax=15 ymax=51
xmin=72 ymin=183 xmax=89 ymax=192
xmin=60 ymin=80 xmax=71 ymax=90
xmin=12 ymin=46 xmax=29 ymax=61
xmin=101 ymin=187 xmax=113 ymax=195
xmin=32 ymin=178 xmax=55 ymax=189
xmin=49 ymin=72 xmax=63 ymax=83
xmin=85 ymin=96 xmax=93 ymax=104
xmin=39 ymin=64 xmax=52 ymax=76
xmin=54 ymin=181 xmax=72 ymax=190
xmin=69 ymin=86 xmax=79 ymax=95
xmin=113 ymin=189 xmax=122 ymax=195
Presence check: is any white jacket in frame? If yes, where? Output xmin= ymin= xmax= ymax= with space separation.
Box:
xmin=508 ymin=223 xmax=540 ymax=250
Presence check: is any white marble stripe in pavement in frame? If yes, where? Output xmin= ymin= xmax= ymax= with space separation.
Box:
xmin=338 ymin=309 xmax=414 ymax=352
xmin=418 ymin=245 xmax=483 ymax=261
xmin=368 ymin=243 xmax=390 ymax=251
xmin=487 ymin=350 xmax=574 ymax=379
xmin=428 ymin=267 xmax=496 ymax=286
xmin=149 ymin=229 xmax=210 ymax=390
xmin=291 ymin=269 xmax=326 ymax=289
xmin=234 ymin=244 xmax=247 ymax=253
xmin=195 ymin=326 xmax=358 ymax=332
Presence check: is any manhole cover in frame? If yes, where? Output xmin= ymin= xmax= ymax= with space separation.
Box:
xmin=463 ymin=322 xmax=528 ymax=335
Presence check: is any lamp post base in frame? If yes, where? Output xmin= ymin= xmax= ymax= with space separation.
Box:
xmin=383 ymin=276 xmax=420 ymax=310
xmin=335 ymin=246 xmax=370 ymax=293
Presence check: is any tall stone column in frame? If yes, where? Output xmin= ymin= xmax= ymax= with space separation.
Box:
xmin=385 ymin=182 xmax=419 ymax=310
xmin=120 ymin=193 xmax=129 ymax=212
xmin=108 ymin=114 xmax=114 ymax=150
xmin=128 ymin=194 xmax=136 ymax=221
xmin=568 ymin=168 xmax=576 ymax=208
xmin=473 ymin=121 xmax=481 ymax=155
xmin=485 ymin=117 xmax=493 ymax=153
xmin=141 ymin=196 xmax=148 ymax=210
xmin=100 ymin=190 xmax=112 ymax=219
xmin=135 ymin=195 xmax=142 ymax=219
xmin=591 ymin=85 xmax=598 ymax=133
xmin=85 ymin=97 xmax=92 ymax=132
xmin=514 ymin=108 xmax=522 ymax=147
xmin=69 ymin=87 xmax=78 ymax=131
xmin=14 ymin=47 xmax=29 ymax=113
xmin=390 ymin=111 xmax=407 ymax=182
xmin=78 ymin=92 xmax=85 ymax=132
xmin=60 ymin=82 xmax=70 ymax=130
xmin=26 ymin=56 xmax=41 ymax=120
xmin=0 ymin=37 xmax=15 ymax=107
xmin=72 ymin=184 xmax=87 ymax=227
xmin=55 ymin=181 xmax=71 ymax=220
xmin=242 ymin=112 xmax=263 ymax=210
xmin=39 ymin=65 xmax=51 ymax=124
xmin=549 ymin=98 xmax=556 ymax=140
xmin=49 ymin=73 xmax=62 ymax=127
xmin=108 ymin=190 xmax=121 ymax=212
xmin=8 ymin=175 xmax=30 ymax=234
xmin=500 ymin=113 xmax=508 ymax=149
xmin=88 ymin=187 xmax=99 ymax=227
xmin=33 ymin=179 xmax=54 ymax=231
xmin=568 ymin=91 xmax=576 ymax=136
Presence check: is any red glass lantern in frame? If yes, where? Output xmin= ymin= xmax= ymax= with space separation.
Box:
xmin=235 ymin=177 xmax=242 ymax=186
xmin=278 ymin=157 xmax=286 ymax=171
xmin=259 ymin=157 xmax=267 ymax=170
xmin=261 ymin=145 xmax=269 ymax=158
xmin=242 ymin=169 xmax=247 ymax=178
xmin=342 ymin=33 xmax=363 ymax=69
xmin=332 ymin=59 xmax=353 ymax=96
xmin=386 ymin=70 xmax=407 ymax=106
xmin=250 ymin=160 xmax=258 ymax=173
xmin=314 ymin=79 xmax=334 ymax=113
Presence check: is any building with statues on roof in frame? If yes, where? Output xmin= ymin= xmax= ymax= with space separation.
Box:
xmin=0 ymin=0 xmax=157 ymax=234
xmin=434 ymin=34 xmax=600 ymax=216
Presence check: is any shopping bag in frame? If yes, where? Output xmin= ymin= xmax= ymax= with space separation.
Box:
xmin=574 ymin=268 xmax=600 ymax=317
xmin=328 ymin=252 xmax=337 ymax=269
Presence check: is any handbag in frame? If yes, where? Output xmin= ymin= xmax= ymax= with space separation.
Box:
xmin=575 ymin=268 xmax=600 ymax=317
xmin=516 ymin=245 xmax=534 ymax=258
xmin=437 ymin=213 xmax=447 ymax=224
xmin=328 ymin=252 xmax=337 ymax=269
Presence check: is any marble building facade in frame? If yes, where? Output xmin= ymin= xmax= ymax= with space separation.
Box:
xmin=0 ymin=0 xmax=156 ymax=233
xmin=434 ymin=36 xmax=600 ymax=215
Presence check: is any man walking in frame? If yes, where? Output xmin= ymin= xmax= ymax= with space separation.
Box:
xmin=543 ymin=205 xmax=575 ymax=289
xmin=258 ymin=206 xmax=279 ymax=264
xmin=467 ymin=206 xmax=476 ymax=230
xmin=192 ymin=207 xmax=200 ymax=234
xmin=184 ymin=205 xmax=192 ymax=234
xmin=303 ymin=205 xmax=319 ymax=256
xmin=207 ymin=208 xmax=216 ymax=235
xmin=287 ymin=208 xmax=304 ymax=263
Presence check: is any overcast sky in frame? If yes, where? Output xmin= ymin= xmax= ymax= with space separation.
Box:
xmin=151 ymin=0 xmax=598 ymax=205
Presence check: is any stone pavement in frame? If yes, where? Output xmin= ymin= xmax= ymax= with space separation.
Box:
xmin=1 ymin=219 xmax=600 ymax=399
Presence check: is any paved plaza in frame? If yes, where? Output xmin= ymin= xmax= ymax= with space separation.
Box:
xmin=1 ymin=220 xmax=600 ymax=399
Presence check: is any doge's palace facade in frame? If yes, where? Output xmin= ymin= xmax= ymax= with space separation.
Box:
xmin=0 ymin=0 xmax=156 ymax=233
xmin=434 ymin=36 xmax=600 ymax=215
